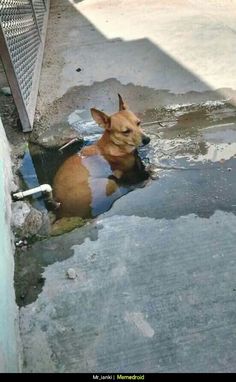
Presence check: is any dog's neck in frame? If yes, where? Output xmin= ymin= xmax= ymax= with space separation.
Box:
xmin=97 ymin=131 xmax=135 ymax=157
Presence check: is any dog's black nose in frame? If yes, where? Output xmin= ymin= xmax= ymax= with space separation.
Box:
xmin=142 ymin=135 xmax=150 ymax=145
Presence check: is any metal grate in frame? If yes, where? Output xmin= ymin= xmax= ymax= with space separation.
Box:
xmin=0 ymin=0 xmax=50 ymax=131
xmin=33 ymin=0 xmax=46 ymax=32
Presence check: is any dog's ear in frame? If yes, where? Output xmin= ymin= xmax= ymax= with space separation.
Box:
xmin=118 ymin=94 xmax=128 ymax=111
xmin=91 ymin=108 xmax=110 ymax=129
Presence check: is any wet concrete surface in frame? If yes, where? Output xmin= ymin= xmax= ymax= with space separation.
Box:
xmin=104 ymin=104 xmax=236 ymax=220
xmin=18 ymin=100 xmax=236 ymax=372
xmin=18 ymin=0 xmax=236 ymax=373
xmin=104 ymin=158 xmax=236 ymax=220
xmin=20 ymin=212 xmax=236 ymax=373
xmin=22 ymin=99 xmax=236 ymax=221
xmin=36 ymin=0 xmax=236 ymax=115
xmin=15 ymin=222 xmax=100 ymax=307
xmin=32 ymin=78 xmax=236 ymax=143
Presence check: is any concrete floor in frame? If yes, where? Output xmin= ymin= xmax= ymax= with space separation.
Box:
xmin=19 ymin=0 xmax=236 ymax=373
xmin=36 ymin=0 xmax=236 ymax=117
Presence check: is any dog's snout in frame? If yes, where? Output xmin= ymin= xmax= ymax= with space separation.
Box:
xmin=142 ymin=135 xmax=150 ymax=145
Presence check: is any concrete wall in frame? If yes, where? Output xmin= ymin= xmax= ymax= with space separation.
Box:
xmin=0 ymin=117 xmax=20 ymax=372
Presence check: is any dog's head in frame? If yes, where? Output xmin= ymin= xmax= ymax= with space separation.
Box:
xmin=91 ymin=94 xmax=150 ymax=154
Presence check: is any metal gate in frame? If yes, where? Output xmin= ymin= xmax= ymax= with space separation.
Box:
xmin=0 ymin=0 xmax=50 ymax=132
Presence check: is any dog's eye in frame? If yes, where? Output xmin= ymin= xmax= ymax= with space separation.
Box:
xmin=137 ymin=120 xmax=141 ymax=126
xmin=122 ymin=129 xmax=131 ymax=135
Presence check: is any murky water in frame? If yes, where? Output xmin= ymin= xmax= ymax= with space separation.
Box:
xmin=19 ymin=138 xmax=150 ymax=218
xmin=19 ymin=100 xmax=236 ymax=217
xmin=18 ymin=140 xmax=84 ymax=211
xmin=143 ymin=101 xmax=236 ymax=165
xmin=16 ymin=100 xmax=236 ymax=306
xmin=103 ymin=101 xmax=236 ymax=220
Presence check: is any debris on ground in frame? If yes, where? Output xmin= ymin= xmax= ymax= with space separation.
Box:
xmin=0 ymin=86 xmax=11 ymax=96
xmin=66 ymin=268 xmax=77 ymax=280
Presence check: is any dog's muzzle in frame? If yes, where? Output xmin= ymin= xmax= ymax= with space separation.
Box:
xmin=141 ymin=134 xmax=151 ymax=146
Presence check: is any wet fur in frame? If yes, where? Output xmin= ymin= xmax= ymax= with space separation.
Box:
xmin=53 ymin=95 xmax=150 ymax=218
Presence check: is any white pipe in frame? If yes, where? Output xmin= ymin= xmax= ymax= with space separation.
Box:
xmin=12 ymin=184 xmax=52 ymax=200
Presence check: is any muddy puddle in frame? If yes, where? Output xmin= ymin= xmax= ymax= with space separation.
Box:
xmin=18 ymin=137 xmax=150 ymax=218
xmin=103 ymin=101 xmax=236 ymax=220
xmin=18 ymin=140 xmax=84 ymax=212
xmin=15 ymin=100 xmax=236 ymax=306
xmin=143 ymin=101 xmax=236 ymax=163
xmin=17 ymin=99 xmax=236 ymax=237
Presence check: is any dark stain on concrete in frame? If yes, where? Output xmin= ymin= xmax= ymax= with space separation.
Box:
xmin=15 ymin=221 xmax=101 ymax=307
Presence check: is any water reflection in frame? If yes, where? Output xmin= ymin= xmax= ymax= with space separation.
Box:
xmin=143 ymin=105 xmax=236 ymax=166
xmin=53 ymin=150 xmax=150 ymax=219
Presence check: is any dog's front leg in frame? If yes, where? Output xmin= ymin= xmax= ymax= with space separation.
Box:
xmin=111 ymin=169 xmax=123 ymax=180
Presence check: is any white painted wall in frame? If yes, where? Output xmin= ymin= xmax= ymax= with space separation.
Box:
xmin=0 ymin=117 xmax=20 ymax=372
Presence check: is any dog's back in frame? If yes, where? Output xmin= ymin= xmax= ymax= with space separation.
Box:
xmin=53 ymin=150 xmax=149 ymax=218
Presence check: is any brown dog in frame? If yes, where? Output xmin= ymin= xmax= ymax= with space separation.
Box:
xmin=52 ymin=94 xmax=150 ymax=219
